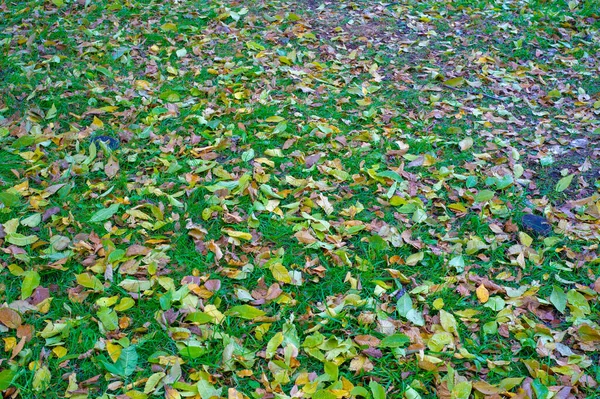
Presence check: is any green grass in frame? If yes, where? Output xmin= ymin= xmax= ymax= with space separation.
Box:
xmin=1 ymin=0 xmax=599 ymax=397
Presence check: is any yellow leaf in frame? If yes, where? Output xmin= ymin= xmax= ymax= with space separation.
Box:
xmin=270 ymin=262 xmax=292 ymax=284
xmin=91 ymin=116 xmax=104 ymax=128
xmin=265 ymin=116 xmax=285 ymax=123
xmin=439 ymin=310 xmax=458 ymax=335
xmin=96 ymin=296 xmax=119 ymax=307
xmin=114 ymin=297 xmax=135 ymax=312
xmin=160 ymin=22 xmax=178 ymax=32
xmin=204 ymin=305 xmax=225 ymax=324
xmin=52 ymin=346 xmax=68 ymax=358
xmin=76 ymin=273 xmax=104 ymax=292
xmin=476 ymin=284 xmax=489 ymax=303
xmin=127 ymin=209 xmax=152 ymax=221
xmin=444 ymin=77 xmax=465 ymax=87
xmin=228 ymin=388 xmax=245 ymax=399
xmin=106 ymin=341 xmax=122 ymax=362
xmin=99 ymin=106 xmax=118 ymax=112
xmin=406 ymin=252 xmax=424 ymax=266
xmin=519 ymin=232 xmax=533 ymax=247
xmin=222 ymin=229 xmax=252 ymax=241
xmin=3 ymin=337 xmax=16 ymax=352
xmin=32 ymin=365 xmax=51 ymax=392
xmin=448 ymin=203 xmax=467 ymax=213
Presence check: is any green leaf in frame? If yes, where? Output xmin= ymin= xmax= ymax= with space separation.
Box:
xmin=76 ymin=273 xmax=104 ymax=292
xmin=45 ymin=104 xmax=57 ymax=119
xmin=495 ymin=174 xmax=514 ymax=189
xmin=159 ymin=90 xmax=181 ymax=103
xmin=531 ymin=379 xmax=549 ymax=399
xmin=197 ymin=379 xmax=222 ymax=399
xmin=186 ymin=312 xmax=215 ymax=324
xmin=397 ymin=294 xmax=413 ymax=318
xmin=369 ymin=380 xmax=386 ymax=399
xmin=324 ymin=361 xmax=338 ymax=381
xmin=225 ymin=305 xmax=266 ymax=320
xmin=89 ymin=204 xmax=120 ymax=223
xmin=11 ymin=135 xmax=35 ymax=149
xmin=97 ymin=307 xmax=118 ymax=331
xmin=567 ymin=289 xmax=590 ymax=317
xmin=555 ymin=174 xmax=574 ymax=193
xmin=246 ymin=41 xmax=265 ymax=51
xmin=272 ymin=121 xmax=287 ymax=134
xmin=465 ymin=176 xmax=477 ymax=188
xmin=451 ymin=381 xmax=472 ymax=399
xmin=0 ymin=191 xmax=20 ymax=207
xmin=266 ymin=332 xmax=283 ymax=359
xmin=376 ymin=170 xmax=403 ymax=182
xmin=21 ymin=270 xmax=40 ymax=299
xmin=474 ymin=189 xmax=495 ymax=202
xmin=118 ymin=346 xmax=139 ymax=376
xmin=21 ymin=213 xmax=41 ymax=227
xmin=107 ymin=249 xmax=126 ymax=264
xmin=379 ymin=333 xmax=410 ymax=348
xmin=444 ymin=77 xmax=465 ymax=87
xmin=550 ymin=285 xmax=567 ymax=314
xmin=241 ymin=149 xmax=255 ymax=162
xmin=406 ymin=308 xmax=425 ymax=326
xmin=5 ymin=233 xmax=38 ymax=246
xmin=448 ymin=255 xmax=465 ymax=273
xmin=103 ymin=345 xmax=138 ymax=376
xmin=0 ymin=369 xmax=17 ymax=391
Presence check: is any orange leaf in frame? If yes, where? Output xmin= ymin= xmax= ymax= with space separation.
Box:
xmin=476 ymin=284 xmax=489 ymax=303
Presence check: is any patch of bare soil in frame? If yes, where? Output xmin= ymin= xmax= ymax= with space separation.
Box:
xmin=290 ymin=0 xmax=415 ymax=51
xmin=528 ymin=143 xmax=600 ymax=200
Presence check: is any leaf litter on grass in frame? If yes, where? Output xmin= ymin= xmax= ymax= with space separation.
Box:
xmin=0 ymin=0 xmax=599 ymax=398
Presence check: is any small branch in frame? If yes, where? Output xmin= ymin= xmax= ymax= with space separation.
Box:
xmin=443 ymin=84 xmax=507 ymax=102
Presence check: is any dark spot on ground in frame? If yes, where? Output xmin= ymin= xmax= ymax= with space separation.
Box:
xmin=528 ymin=145 xmax=600 ymax=200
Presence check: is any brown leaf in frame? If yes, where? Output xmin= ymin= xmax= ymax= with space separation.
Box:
xmin=204 ymin=279 xmax=221 ymax=292
xmin=304 ymin=153 xmax=322 ymax=168
xmin=349 ymin=355 xmax=374 ymax=374
xmin=294 ymin=229 xmax=317 ymax=244
xmin=593 ymin=277 xmax=600 ymax=294
xmin=354 ymin=335 xmax=381 ymax=347
xmin=0 ymin=307 xmax=22 ymax=329
xmin=16 ymin=323 xmax=34 ymax=341
xmin=10 ymin=335 xmax=27 ymax=360
xmin=125 ymin=244 xmax=151 ymax=257
xmin=104 ymin=156 xmax=120 ymax=178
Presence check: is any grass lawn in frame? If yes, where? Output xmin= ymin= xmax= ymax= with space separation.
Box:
xmin=1 ymin=0 xmax=599 ymax=398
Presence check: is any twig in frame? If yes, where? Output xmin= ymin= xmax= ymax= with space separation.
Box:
xmin=443 ymin=84 xmax=507 ymax=102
